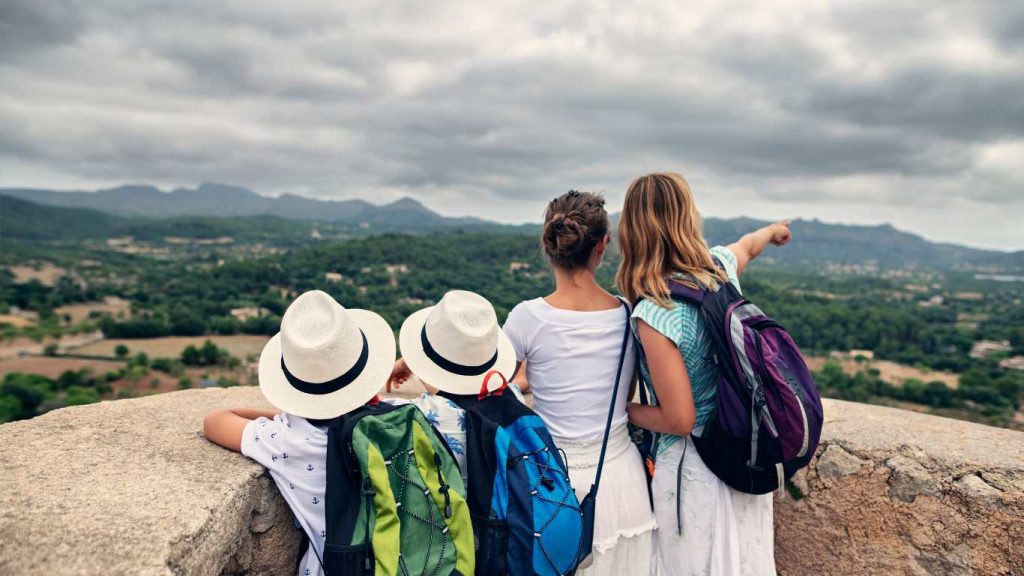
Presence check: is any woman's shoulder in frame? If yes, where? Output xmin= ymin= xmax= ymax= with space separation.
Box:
xmin=632 ymin=297 xmax=685 ymax=324
xmin=709 ymin=245 xmax=742 ymax=291
xmin=505 ymin=298 xmax=545 ymax=324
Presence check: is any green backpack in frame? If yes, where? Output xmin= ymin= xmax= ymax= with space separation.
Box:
xmin=320 ymin=402 xmax=475 ymax=576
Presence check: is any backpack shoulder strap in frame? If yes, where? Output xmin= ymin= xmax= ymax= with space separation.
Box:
xmin=592 ymin=297 xmax=632 ymax=494
xmin=669 ymin=253 xmax=731 ymax=305
xmin=668 ymin=280 xmax=706 ymax=305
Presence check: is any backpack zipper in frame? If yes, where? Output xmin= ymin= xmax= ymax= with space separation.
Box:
xmin=754 ymin=333 xmax=809 ymax=459
xmin=433 ymin=453 xmax=453 ymax=519
xmin=361 ymin=477 xmax=376 ymax=573
xmin=795 ymin=395 xmax=810 ymax=458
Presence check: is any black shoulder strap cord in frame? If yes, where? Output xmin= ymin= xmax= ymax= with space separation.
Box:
xmin=592 ymin=296 xmax=633 ymax=495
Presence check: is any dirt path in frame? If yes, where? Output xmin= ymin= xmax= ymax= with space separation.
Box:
xmin=804 ymin=355 xmax=960 ymax=388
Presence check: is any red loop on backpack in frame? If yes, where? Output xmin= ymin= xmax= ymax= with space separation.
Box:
xmin=478 ymin=370 xmax=508 ymax=400
xmin=366 ymin=394 xmax=382 ymax=406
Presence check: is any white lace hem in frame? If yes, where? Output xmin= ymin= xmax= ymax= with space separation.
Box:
xmin=592 ymin=518 xmax=659 ymax=554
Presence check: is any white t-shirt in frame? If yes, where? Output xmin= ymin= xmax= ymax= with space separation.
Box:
xmin=502 ymin=297 xmax=635 ymax=441
xmin=241 ymin=413 xmax=328 ymax=576
xmin=240 ymin=387 xmax=524 ymax=576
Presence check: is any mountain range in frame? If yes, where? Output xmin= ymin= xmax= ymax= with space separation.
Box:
xmin=0 ymin=183 xmax=489 ymax=229
xmin=2 ymin=183 xmax=1021 ymax=273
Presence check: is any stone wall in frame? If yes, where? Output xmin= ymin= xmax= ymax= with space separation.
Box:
xmin=777 ymin=400 xmax=1023 ymax=576
xmin=0 ymin=389 xmax=1020 ymax=575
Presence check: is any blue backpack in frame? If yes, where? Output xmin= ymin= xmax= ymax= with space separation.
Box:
xmin=440 ymin=301 xmax=631 ymax=575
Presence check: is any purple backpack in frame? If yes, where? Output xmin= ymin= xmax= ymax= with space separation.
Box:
xmin=669 ymin=268 xmax=824 ymax=496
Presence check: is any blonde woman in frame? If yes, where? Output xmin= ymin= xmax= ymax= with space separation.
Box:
xmin=617 ymin=173 xmax=791 ymax=576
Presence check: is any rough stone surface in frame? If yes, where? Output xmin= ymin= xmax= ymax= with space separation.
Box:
xmin=775 ymin=399 xmax=1024 ymax=576
xmin=886 ymin=454 xmax=941 ymax=503
xmin=816 ymin=444 xmax=867 ymax=482
xmin=0 ymin=387 xmax=301 ymax=576
xmin=1 ymin=391 xmax=1022 ymax=575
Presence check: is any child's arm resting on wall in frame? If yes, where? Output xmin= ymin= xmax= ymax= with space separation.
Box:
xmin=728 ymin=220 xmax=792 ymax=276
xmin=204 ymin=408 xmax=279 ymax=453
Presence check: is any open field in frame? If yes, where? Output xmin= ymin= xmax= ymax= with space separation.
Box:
xmin=804 ymin=355 xmax=960 ymax=389
xmin=0 ymin=331 xmax=104 ymax=360
xmin=54 ymin=297 xmax=131 ymax=324
xmin=70 ymin=335 xmax=270 ymax=359
xmin=0 ymin=357 xmax=124 ymax=379
xmin=6 ymin=263 xmax=68 ymax=286
xmin=0 ymin=314 xmax=37 ymax=328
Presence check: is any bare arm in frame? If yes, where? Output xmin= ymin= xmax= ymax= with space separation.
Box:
xmin=727 ymin=220 xmax=792 ymax=276
xmin=511 ymin=361 xmax=530 ymax=393
xmin=626 ymin=320 xmax=696 ymax=436
xmin=203 ymin=408 xmax=278 ymax=453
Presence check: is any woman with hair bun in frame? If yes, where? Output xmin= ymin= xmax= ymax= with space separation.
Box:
xmin=502 ymin=191 xmax=657 ymax=576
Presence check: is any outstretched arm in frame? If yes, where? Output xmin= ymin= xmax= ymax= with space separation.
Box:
xmin=204 ymin=408 xmax=278 ymax=453
xmin=728 ymin=220 xmax=792 ymax=276
xmin=626 ymin=320 xmax=696 ymax=436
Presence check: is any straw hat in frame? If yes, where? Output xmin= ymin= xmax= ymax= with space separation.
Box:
xmin=258 ymin=290 xmax=395 ymax=419
xmin=399 ymin=290 xmax=516 ymax=395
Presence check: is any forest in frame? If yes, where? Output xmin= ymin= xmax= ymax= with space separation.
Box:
xmin=1 ymin=230 xmax=1022 ymax=427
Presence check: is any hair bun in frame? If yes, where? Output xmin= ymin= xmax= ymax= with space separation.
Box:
xmin=541 ymin=191 xmax=609 ymax=269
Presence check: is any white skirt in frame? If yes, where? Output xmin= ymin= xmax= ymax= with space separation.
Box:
xmin=555 ymin=426 xmax=658 ymax=576
xmin=652 ymin=436 xmax=776 ymax=576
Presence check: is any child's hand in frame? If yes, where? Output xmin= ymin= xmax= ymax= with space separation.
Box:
xmin=769 ymin=220 xmax=792 ymax=246
xmin=388 ymin=358 xmax=411 ymax=392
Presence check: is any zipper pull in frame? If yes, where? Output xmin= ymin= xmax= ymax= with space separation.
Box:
xmin=434 ymin=453 xmax=452 ymax=518
xmin=361 ymin=477 xmax=375 ymax=573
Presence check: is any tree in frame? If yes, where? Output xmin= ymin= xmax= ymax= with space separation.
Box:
xmin=114 ymin=344 xmax=130 ymax=359
xmin=0 ymin=395 xmax=24 ymax=423
xmin=1 ymin=373 xmax=55 ymax=420
xmin=178 ymin=377 xmax=193 ymax=389
xmin=64 ymin=386 xmax=101 ymax=407
xmin=130 ymin=352 xmax=150 ymax=368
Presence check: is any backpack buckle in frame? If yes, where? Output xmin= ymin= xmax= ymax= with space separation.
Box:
xmin=361 ymin=477 xmax=376 ymax=497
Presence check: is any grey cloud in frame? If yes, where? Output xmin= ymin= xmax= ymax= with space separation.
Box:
xmin=0 ymin=0 xmax=82 ymax=58
xmin=0 ymin=0 xmax=1021 ymax=248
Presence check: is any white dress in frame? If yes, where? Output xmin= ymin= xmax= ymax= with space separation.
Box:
xmin=651 ymin=438 xmax=776 ymax=576
xmin=503 ymin=298 xmax=658 ymax=576
xmin=633 ymin=246 xmax=776 ymax=576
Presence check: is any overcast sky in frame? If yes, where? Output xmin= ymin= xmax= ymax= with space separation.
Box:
xmin=1 ymin=1 xmax=1022 ymax=249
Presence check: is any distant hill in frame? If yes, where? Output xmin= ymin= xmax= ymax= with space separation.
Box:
xmin=0 ymin=183 xmax=487 ymax=230
xmin=0 ymin=195 xmax=125 ymax=241
xmin=699 ymin=217 xmax=1024 ymax=272
xmin=0 ymin=195 xmax=321 ymax=243
xmin=2 ymin=185 xmax=1021 ymax=273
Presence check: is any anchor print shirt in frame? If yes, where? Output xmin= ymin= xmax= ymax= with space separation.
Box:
xmin=240 ymin=386 xmax=523 ymax=576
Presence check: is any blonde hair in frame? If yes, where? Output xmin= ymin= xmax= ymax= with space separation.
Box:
xmin=615 ymin=172 xmax=727 ymax=306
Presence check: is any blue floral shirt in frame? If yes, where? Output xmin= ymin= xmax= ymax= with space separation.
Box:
xmin=395 ymin=384 xmax=525 ymax=483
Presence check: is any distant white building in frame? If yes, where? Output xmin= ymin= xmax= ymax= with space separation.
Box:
xmin=998 ymin=356 xmax=1024 ymax=371
xmin=970 ymin=340 xmax=1012 ymax=359
xmin=324 ymin=272 xmax=343 ymax=283
xmin=230 ymin=307 xmax=268 ymax=322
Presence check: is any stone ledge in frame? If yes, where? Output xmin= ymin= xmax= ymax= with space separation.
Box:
xmin=777 ymin=400 xmax=1023 ymax=576
xmin=0 ymin=387 xmax=300 ymax=576
xmin=0 ymin=389 xmax=1021 ymax=575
